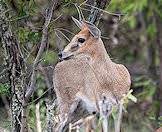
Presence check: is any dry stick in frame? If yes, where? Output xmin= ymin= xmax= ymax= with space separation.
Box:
xmin=74 ymin=3 xmax=85 ymax=21
xmin=49 ymin=13 xmax=63 ymax=27
xmin=25 ymin=0 xmax=59 ymax=101
xmin=25 ymin=45 xmax=37 ymax=61
xmin=27 ymin=87 xmax=52 ymax=106
xmin=54 ymin=29 xmax=72 ymax=52
xmin=85 ymin=3 xmax=123 ymax=17
xmin=56 ymin=26 xmax=109 ymax=40
xmin=55 ymin=28 xmax=75 ymax=35
xmin=36 ymin=102 xmax=42 ymax=132
xmin=55 ymin=29 xmax=71 ymax=42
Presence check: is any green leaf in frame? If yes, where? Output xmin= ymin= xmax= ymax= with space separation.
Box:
xmin=123 ymin=3 xmax=134 ymax=13
xmin=127 ymin=93 xmax=137 ymax=103
xmin=147 ymin=23 xmax=157 ymax=38
xmin=0 ymin=83 xmax=10 ymax=95
xmin=43 ymin=51 xmax=58 ymax=64
xmin=128 ymin=16 xmax=136 ymax=29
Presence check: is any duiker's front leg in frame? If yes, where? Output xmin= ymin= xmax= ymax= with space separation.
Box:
xmin=98 ymin=96 xmax=116 ymax=132
xmin=114 ymin=102 xmax=123 ymax=132
xmin=58 ymin=98 xmax=90 ymax=132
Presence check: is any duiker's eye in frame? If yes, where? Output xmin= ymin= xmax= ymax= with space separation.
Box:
xmin=78 ymin=38 xmax=85 ymax=43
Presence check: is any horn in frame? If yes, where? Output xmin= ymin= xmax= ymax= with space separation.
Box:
xmin=72 ymin=17 xmax=83 ymax=29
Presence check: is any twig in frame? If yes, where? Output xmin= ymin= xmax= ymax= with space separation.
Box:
xmin=49 ymin=13 xmax=63 ymax=26
xmin=80 ymin=0 xmax=88 ymax=6
xmin=27 ymin=87 xmax=52 ymax=106
xmin=55 ymin=30 xmax=65 ymax=51
xmin=74 ymin=3 xmax=85 ymax=21
xmin=101 ymin=36 xmax=110 ymax=40
xmin=55 ymin=28 xmax=75 ymax=35
xmin=55 ymin=29 xmax=71 ymax=42
xmin=27 ymin=64 xmax=55 ymax=106
xmin=25 ymin=45 xmax=36 ymax=61
xmin=81 ymin=4 xmax=124 ymax=19
xmin=36 ymin=102 xmax=42 ymax=132
xmin=8 ymin=15 xmax=29 ymax=22
xmin=25 ymin=0 xmax=59 ymax=101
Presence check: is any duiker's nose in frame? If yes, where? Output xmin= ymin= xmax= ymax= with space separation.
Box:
xmin=58 ymin=51 xmax=62 ymax=59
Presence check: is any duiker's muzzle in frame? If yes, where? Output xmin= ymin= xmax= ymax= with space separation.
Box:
xmin=58 ymin=51 xmax=73 ymax=60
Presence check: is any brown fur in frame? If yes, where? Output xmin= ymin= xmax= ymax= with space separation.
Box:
xmin=156 ymin=127 xmax=162 ymax=132
xmin=53 ymin=25 xmax=131 ymax=128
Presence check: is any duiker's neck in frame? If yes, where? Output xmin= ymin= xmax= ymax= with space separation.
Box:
xmin=91 ymin=38 xmax=112 ymax=63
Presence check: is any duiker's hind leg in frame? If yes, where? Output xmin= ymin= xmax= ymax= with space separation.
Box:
xmin=114 ymin=102 xmax=123 ymax=132
xmin=98 ymin=96 xmax=116 ymax=132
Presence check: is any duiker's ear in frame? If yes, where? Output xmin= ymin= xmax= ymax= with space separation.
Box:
xmin=72 ymin=17 xmax=83 ymax=29
xmin=85 ymin=21 xmax=101 ymax=38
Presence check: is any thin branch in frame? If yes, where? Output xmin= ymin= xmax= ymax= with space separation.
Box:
xmin=74 ymin=3 xmax=85 ymax=21
xmin=81 ymin=3 xmax=124 ymax=19
xmin=27 ymin=65 xmax=55 ymax=106
xmin=55 ymin=28 xmax=75 ymax=35
xmin=25 ymin=45 xmax=37 ymax=61
xmin=49 ymin=13 xmax=63 ymax=27
xmin=80 ymin=0 xmax=88 ymax=6
xmin=36 ymin=102 xmax=42 ymax=132
xmin=101 ymin=35 xmax=110 ymax=40
xmin=27 ymin=87 xmax=53 ymax=106
xmin=55 ymin=27 xmax=109 ymax=40
xmin=55 ymin=29 xmax=71 ymax=42
xmin=25 ymin=0 xmax=59 ymax=101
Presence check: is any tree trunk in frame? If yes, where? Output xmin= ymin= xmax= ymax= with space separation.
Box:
xmin=21 ymin=102 xmax=28 ymax=132
xmin=156 ymin=16 xmax=162 ymax=117
xmin=0 ymin=1 xmax=27 ymax=131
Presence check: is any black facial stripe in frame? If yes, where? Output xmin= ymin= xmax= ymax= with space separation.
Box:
xmin=71 ymin=44 xmax=79 ymax=50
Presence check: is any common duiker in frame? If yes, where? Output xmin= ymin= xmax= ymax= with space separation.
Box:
xmin=53 ymin=17 xmax=131 ymax=132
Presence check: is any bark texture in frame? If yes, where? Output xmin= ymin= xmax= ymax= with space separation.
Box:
xmin=88 ymin=0 xmax=111 ymax=25
xmin=0 ymin=1 xmax=27 ymax=131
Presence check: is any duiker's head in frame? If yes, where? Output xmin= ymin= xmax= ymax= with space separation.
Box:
xmin=58 ymin=17 xmax=101 ymax=60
